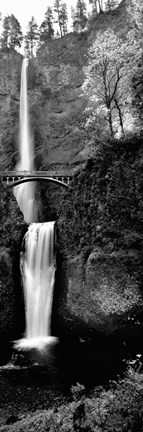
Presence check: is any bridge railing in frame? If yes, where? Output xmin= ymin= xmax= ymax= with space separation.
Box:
xmin=0 ymin=170 xmax=73 ymax=177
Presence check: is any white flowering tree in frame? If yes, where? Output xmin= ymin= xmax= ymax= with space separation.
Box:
xmin=82 ymin=29 xmax=142 ymax=136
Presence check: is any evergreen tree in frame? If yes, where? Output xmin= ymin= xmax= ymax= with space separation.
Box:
xmin=8 ymin=15 xmax=23 ymax=49
xmin=54 ymin=0 xmax=62 ymax=37
xmin=1 ymin=16 xmax=10 ymax=50
xmin=25 ymin=16 xmax=39 ymax=57
xmin=0 ymin=15 xmax=23 ymax=50
xmin=72 ymin=0 xmax=87 ymax=32
xmin=39 ymin=7 xmax=54 ymax=42
xmin=60 ymin=3 xmax=68 ymax=36
xmin=89 ymin=0 xmax=105 ymax=13
xmin=56 ymin=30 xmax=60 ymax=38
xmin=54 ymin=0 xmax=69 ymax=37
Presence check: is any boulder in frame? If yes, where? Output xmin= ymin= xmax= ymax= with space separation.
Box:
xmin=53 ymin=248 xmax=143 ymax=340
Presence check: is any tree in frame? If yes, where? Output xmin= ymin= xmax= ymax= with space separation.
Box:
xmin=72 ymin=0 xmax=87 ymax=32
xmin=106 ymin=0 xmax=119 ymax=10
xmin=89 ymin=0 xmax=105 ymax=13
xmin=60 ymin=3 xmax=68 ymax=36
xmin=0 ymin=14 xmax=23 ymax=50
xmin=82 ymin=29 xmax=142 ymax=136
xmin=54 ymin=0 xmax=69 ymax=37
xmin=39 ymin=7 xmax=54 ymax=43
xmin=0 ymin=16 xmax=10 ymax=50
xmin=8 ymin=15 xmax=23 ymax=50
xmin=24 ymin=17 xmax=39 ymax=57
xmin=54 ymin=0 xmax=62 ymax=37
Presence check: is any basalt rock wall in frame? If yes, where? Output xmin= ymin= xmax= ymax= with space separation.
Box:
xmin=28 ymin=33 xmax=88 ymax=172
xmin=0 ymin=181 xmax=25 ymax=341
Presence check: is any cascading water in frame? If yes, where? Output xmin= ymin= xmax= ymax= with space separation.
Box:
xmin=24 ymin=223 xmax=55 ymax=340
xmin=16 ymin=222 xmax=56 ymax=349
xmin=14 ymin=58 xmax=36 ymax=223
xmin=14 ymin=59 xmax=56 ymax=349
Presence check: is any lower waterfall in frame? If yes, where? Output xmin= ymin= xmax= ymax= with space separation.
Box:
xmin=16 ymin=221 xmax=56 ymax=349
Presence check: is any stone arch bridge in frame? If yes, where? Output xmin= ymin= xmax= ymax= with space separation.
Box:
xmin=0 ymin=170 xmax=72 ymax=188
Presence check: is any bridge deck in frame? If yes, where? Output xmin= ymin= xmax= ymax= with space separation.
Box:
xmin=0 ymin=170 xmax=72 ymax=177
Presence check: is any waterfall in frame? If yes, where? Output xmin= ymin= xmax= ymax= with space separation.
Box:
xmin=14 ymin=58 xmax=36 ymax=223
xmin=14 ymin=59 xmax=56 ymax=349
xmin=24 ymin=223 xmax=55 ymax=340
xmin=16 ymin=222 xmax=56 ymax=349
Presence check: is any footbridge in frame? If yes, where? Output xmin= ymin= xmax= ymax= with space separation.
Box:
xmin=0 ymin=170 xmax=72 ymax=188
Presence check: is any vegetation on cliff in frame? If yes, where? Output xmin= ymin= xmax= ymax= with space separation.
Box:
xmin=0 ymin=0 xmax=122 ymax=54
xmin=58 ymin=135 xmax=143 ymax=255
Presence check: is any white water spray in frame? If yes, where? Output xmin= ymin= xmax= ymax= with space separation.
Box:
xmin=14 ymin=58 xmax=36 ymax=223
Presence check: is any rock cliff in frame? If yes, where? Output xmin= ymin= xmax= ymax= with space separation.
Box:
xmin=29 ymin=32 xmax=88 ymax=170
xmin=55 ymin=136 xmax=143 ymax=340
xmin=0 ymin=181 xmax=25 ymax=341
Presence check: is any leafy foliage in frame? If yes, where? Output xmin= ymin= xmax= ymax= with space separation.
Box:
xmin=132 ymin=54 xmax=143 ymax=123
xmin=23 ymin=372 xmax=143 ymax=432
xmin=82 ymin=28 xmax=142 ymax=136
xmin=126 ymin=0 xmax=143 ymax=31
xmin=58 ymin=135 xmax=143 ymax=256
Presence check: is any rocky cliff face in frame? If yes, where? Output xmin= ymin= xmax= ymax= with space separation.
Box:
xmin=0 ymin=51 xmax=22 ymax=170
xmin=0 ymin=181 xmax=25 ymax=341
xmin=28 ymin=33 xmax=88 ymax=171
xmin=53 ymin=248 xmax=143 ymax=340
xmin=55 ymin=136 xmax=143 ymax=340
xmin=0 ymin=36 xmax=88 ymax=171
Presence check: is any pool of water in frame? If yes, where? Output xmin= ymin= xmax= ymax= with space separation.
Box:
xmin=0 ymin=336 xmax=129 ymax=426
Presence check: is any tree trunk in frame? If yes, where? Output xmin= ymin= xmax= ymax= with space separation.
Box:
xmin=114 ymin=98 xmax=124 ymax=135
xmin=59 ymin=23 xmax=63 ymax=37
xmin=97 ymin=0 xmax=104 ymax=12
xmin=103 ymin=68 xmax=114 ymax=136
xmin=108 ymin=109 xmax=114 ymax=136
xmin=57 ymin=10 xmax=63 ymax=37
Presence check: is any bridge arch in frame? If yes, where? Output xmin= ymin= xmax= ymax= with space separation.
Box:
xmin=8 ymin=176 xmax=69 ymax=188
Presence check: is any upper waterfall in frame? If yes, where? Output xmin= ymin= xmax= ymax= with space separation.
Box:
xmin=14 ymin=58 xmax=37 ymax=223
